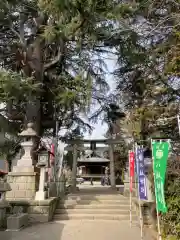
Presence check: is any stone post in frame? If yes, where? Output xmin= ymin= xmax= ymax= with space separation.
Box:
xmin=109 ymin=144 xmax=116 ymax=188
xmin=35 ymin=166 xmax=47 ymax=200
xmin=6 ymin=123 xmax=39 ymax=200
xmin=72 ymin=144 xmax=78 ymax=191
xmin=124 ymin=161 xmax=131 ymax=196
xmin=0 ymin=180 xmax=11 ymax=228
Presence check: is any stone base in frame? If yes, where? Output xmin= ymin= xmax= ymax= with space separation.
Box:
xmin=7 ymin=213 xmax=28 ymax=231
xmin=35 ymin=191 xmax=47 ymax=201
xmin=49 ymin=182 xmax=57 ymax=197
xmin=124 ymin=188 xmax=137 ymax=197
xmin=6 ymin=171 xmax=39 ymax=200
xmin=12 ymin=166 xmax=39 ymax=173
xmin=110 ymin=185 xmax=117 ymax=190
xmin=116 ymin=185 xmax=124 ymax=194
xmin=70 ymin=186 xmax=79 ymax=193
xmin=0 ymin=201 xmax=9 ymax=229
xmin=7 ymin=198 xmax=58 ymax=224
xmin=132 ymin=198 xmax=156 ymax=226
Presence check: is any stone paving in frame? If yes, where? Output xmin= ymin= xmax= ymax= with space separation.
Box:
xmin=0 ymin=220 xmax=153 ymax=240
xmin=0 ymin=184 xmax=154 ymax=240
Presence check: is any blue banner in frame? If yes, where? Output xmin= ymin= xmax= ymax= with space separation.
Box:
xmin=135 ymin=146 xmax=139 ymax=174
xmin=136 ymin=146 xmax=148 ymax=200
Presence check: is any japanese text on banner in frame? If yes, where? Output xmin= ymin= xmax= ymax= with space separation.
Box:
xmin=136 ymin=146 xmax=147 ymax=200
xmin=152 ymin=142 xmax=169 ymax=213
xmin=129 ymin=151 xmax=135 ymax=192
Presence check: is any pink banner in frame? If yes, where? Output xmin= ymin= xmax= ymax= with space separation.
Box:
xmin=50 ymin=144 xmax=55 ymax=164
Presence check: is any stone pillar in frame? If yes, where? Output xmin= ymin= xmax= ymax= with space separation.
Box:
xmin=124 ymin=160 xmax=131 ymax=196
xmin=109 ymin=144 xmax=116 ymax=188
xmin=6 ymin=123 xmax=39 ymax=200
xmin=0 ymin=180 xmax=11 ymax=228
xmin=72 ymin=144 xmax=78 ymax=191
xmin=35 ymin=166 xmax=47 ymax=200
xmin=146 ymin=176 xmax=154 ymax=202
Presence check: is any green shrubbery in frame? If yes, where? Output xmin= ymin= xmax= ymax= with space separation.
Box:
xmin=161 ymin=160 xmax=180 ymax=239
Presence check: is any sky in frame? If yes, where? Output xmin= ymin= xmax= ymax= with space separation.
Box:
xmin=84 ymin=54 xmax=117 ymax=140
xmin=84 ymin=121 xmax=108 ymax=139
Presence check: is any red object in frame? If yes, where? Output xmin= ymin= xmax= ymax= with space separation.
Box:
xmin=50 ymin=144 xmax=55 ymax=164
xmin=129 ymin=151 xmax=135 ymax=192
xmin=0 ymin=170 xmax=8 ymax=177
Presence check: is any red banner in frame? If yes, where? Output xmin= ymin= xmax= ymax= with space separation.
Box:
xmin=50 ymin=144 xmax=55 ymax=164
xmin=129 ymin=151 xmax=135 ymax=192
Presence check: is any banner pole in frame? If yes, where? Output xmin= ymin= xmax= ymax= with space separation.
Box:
xmin=138 ymin=198 xmax=143 ymax=240
xmin=151 ymin=139 xmax=162 ymax=240
xmin=129 ymin=150 xmax=132 ymax=228
xmin=156 ymin=210 xmax=162 ymax=240
xmin=137 ymin=145 xmax=144 ymax=240
xmin=130 ymin=186 xmax=132 ymax=228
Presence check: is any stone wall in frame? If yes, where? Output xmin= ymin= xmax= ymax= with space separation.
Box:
xmin=0 ymin=201 xmax=9 ymax=229
xmin=7 ymin=198 xmax=58 ymax=223
xmin=6 ymin=172 xmax=39 ymax=200
xmin=132 ymin=198 xmax=157 ymax=227
xmin=123 ymin=172 xmax=157 ymax=228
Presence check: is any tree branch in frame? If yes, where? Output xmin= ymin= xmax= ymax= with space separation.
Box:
xmin=71 ymin=19 xmax=86 ymax=36
xmin=44 ymin=18 xmax=86 ymax=70
xmin=10 ymin=27 xmax=26 ymax=47
xmin=44 ymin=47 xmax=63 ymax=70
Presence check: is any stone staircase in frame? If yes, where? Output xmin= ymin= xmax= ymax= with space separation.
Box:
xmin=54 ymin=190 xmax=137 ymax=221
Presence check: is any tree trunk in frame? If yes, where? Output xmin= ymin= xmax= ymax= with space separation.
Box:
xmin=24 ymin=37 xmax=44 ymax=164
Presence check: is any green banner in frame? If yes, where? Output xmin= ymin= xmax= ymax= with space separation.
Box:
xmin=152 ymin=141 xmax=170 ymax=213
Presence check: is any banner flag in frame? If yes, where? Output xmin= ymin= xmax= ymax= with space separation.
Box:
xmin=129 ymin=151 xmax=135 ymax=192
xmin=152 ymin=141 xmax=170 ymax=213
xmin=136 ymin=146 xmax=148 ymax=200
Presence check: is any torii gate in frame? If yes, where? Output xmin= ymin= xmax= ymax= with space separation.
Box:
xmin=65 ymin=138 xmax=122 ymax=191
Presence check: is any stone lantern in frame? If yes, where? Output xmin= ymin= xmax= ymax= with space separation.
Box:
xmin=6 ymin=123 xmax=39 ymax=200
xmin=16 ymin=122 xmax=37 ymax=169
xmin=37 ymin=149 xmax=50 ymax=167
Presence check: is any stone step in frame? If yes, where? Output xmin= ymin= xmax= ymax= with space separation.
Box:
xmin=54 ymin=213 xmax=137 ymax=221
xmin=66 ymin=194 xmax=126 ymax=200
xmin=57 ymin=203 xmax=130 ymax=210
xmin=55 ymin=208 xmax=136 ymax=215
xmin=59 ymin=199 xmax=129 ymax=206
